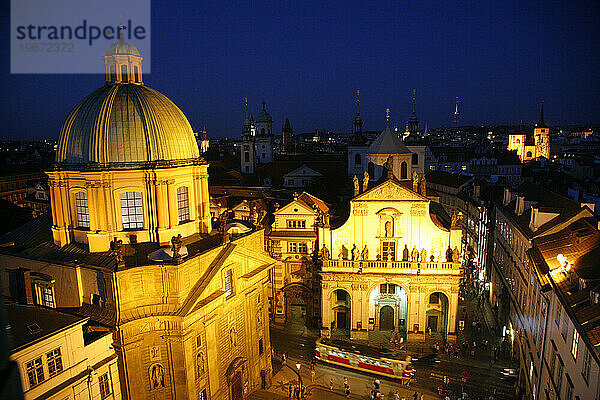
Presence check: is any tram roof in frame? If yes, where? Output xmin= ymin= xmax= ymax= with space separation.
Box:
xmin=319 ymin=338 xmax=410 ymax=361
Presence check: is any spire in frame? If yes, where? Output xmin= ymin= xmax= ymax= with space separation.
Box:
xmin=356 ymin=89 xmax=360 ymax=115
xmin=386 ymin=108 xmax=391 ymax=127
xmin=245 ymin=97 xmax=248 ymax=120
xmin=352 ymin=89 xmax=363 ymax=143
xmin=262 ymin=101 xmax=266 ymax=111
xmin=412 ymin=89 xmax=416 ymax=115
xmin=118 ymin=14 xmax=125 ymax=41
xmin=537 ymin=101 xmax=546 ymax=128
xmin=408 ymin=89 xmax=419 ymax=134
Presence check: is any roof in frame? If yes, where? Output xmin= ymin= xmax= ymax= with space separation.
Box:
xmin=368 ymin=126 xmax=411 ymax=155
xmin=256 ymin=102 xmax=272 ymax=123
xmin=298 ymin=192 xmax=329 ymax=213
xmin=6 ymin=302 xmax=87 ymax=353
xmin=283 ymin=164 xmax=323 ymax=178
xmin=426 ymin=171 xmax=474 ymax=189
xmin=56 ymin=83 xmax=201 ymax=169
xmin=105 ymin=30 xmax=140 ymax=56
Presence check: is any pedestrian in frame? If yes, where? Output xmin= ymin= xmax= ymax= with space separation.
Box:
xmin=288 ymin=383 xmax=293 ymax=398
xmin=394 ymin=391 xmax=400 ymax=400
xmin=419 ymin=393 xmax=424 ymax=400
xmin=344 ymin=383 xmax=350 ymax=398
xmin=310 ymin=368 xmax=315 ymax=382
xmin=374 ymin=379 xmax=380 ymax=389
xmin=330 ymin=378 xmax=334 ymax=391
xmin=412 ymin=391 xmax=418 ymax=400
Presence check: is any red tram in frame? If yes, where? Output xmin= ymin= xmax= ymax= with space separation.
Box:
xmin=315 ymin=338 xmax=415 ymax=379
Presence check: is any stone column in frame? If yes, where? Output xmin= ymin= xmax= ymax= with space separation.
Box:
xmin=86 ymin=183 xmax=98 ymax=232
xmin=155 ymin=180 xmax=169 ymax=229
xmin=320 ymin=284 xmax=331 ymax=338
xmin=201 ymin=176 xmax=211 ymax=232
xmin=166 ymin=180 xmax=178 ymax=228
xmin=96 ymin=183 xmax=108 ymax=231
xmin=103 ymin=182 xmax=114 ymax=231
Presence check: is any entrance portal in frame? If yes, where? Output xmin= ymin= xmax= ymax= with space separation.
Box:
xmin=230 ymin=371 xmax=242 ymax=400
xmin=336 ymin=311 xmax=348 ymax=329
xmin=380 ymin=306 xmax=394 ymax=330
xmin=427 ymin=315 xmax=439 ymax=332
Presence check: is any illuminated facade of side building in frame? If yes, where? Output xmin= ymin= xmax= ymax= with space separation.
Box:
xmin=507 ymin=104 xmax=550 ymax=162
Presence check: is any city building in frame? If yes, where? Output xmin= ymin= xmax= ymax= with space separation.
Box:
xmin=282 ymin=164 xmax=324 ymax=188
xmin=1 ymin=27 xmax=275 ymax=400
xmin=508 ymin=104 xmax=551 ymax=162
xmin=240 ymin=101 xmax=274 ymax=174
xmin=318 ymin=173 xmax=463 ymax=342
xmin=267 ymin=192 xmax=329 ymax=327
xmin=489 ymin=182 xmax=596 ymax=399
xmin=7 ymin=302 xmax=120 ymax=400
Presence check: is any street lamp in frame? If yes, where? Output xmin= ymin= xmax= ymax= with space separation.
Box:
xmin=282 ymin=359 xmax=304 ymax=399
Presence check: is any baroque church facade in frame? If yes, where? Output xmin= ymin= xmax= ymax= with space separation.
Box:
xmin=317 ymin=175 xmax=463 ymax=342
xmin=507 ymin=103 xmax=551 ymax=162
xmin=1 ymin=27 xmax=274 ymax=400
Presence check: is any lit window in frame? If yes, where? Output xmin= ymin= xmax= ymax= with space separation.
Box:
xmin=120 ymin=191 xmax=143 ymax=230
xmin=582 ymin=348 xmax=591 ymax=382
xmin=288 ymin=242 xmax=297 ymax=253
xmin=39 ymin=285 xmax=55 ymax=308
xmin=99 ymin=372 xmax=111 ymax=399
xmin=224 ymin=269 xmax=233 ymax=298
xmin=298 ymin=243 xmax=308 ymax=254
xmin=177 ymin=186 xmax=190 ymax=224
xmin=46 ymin=348 xmax=63 ymax=377
xmin=571 ymin=330 xmax=579 ymax=359
xmin=75 ymin=192 xmax=90 ymax=229
xmin=429 ymin=293 xmax=440 ymax=304
xmin=287 ymin=220 xmax=306 ymax=229
xmin=26 ymin=357 xmax=45 ymax=387
xmin=382 ymin=241 xmax=395 ymax=261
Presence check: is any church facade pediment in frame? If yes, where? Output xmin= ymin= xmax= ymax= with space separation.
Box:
xmin=354 ymin=180 xmax=428 ymax=202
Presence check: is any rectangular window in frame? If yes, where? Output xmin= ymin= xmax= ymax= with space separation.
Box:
xmin=382 ymin=241 xmax=396 ymax=261
xmin=288 ymin=242 xmax=297 ymax=253
xmin=40 ymin=286 xmax=54 ymax=308
xmin=26 ymin=357 xmax=44 ymax=388
xmin=582 ymin=348 xmax=591 ymax=383
xmin=99 ymin=372 xmax=111 ymax=399
xmin=120 ymin=191 xmax=143 ymax=230
xmin=224 ymin=269 xmax=233 ymax=298
xmin=258 ymin=338 xmax=264 ymax=355
xmin=565 ymin=376 xmax=574 ymax=400
xmin=571 ymin=329 xmax=579 ymax=359
xmin=75 ymin=191 xmax=90 ymax=229
xmin=286 ymin=220 xmax=306 ymax=229
xmin=298 ymin=243 xmax=308 ymax=254
xmin=177 ymin=186 xmax=190 ymax=224
xmin=556 ymin=362 xmax=563 ymax=393
xmin=46 ymin=348 xmax=63 ymax=377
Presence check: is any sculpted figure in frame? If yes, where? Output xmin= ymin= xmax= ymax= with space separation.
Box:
xmin=320 ymin=244 xmax=330 ymax=260
xmin=412 ymin=171 xmax=419 ymax=191
xmin=323 ymin=212 xmax=330 ymax=227
xmin=446 ymin=246 xmax=453 ymax=262
xmin=351 ymin=244 xmax=358 ymax=261
xmin=353 ymin=175 xmax=360 ymax=196
xmin=411 ymin=245 xmax=419 ymax=262
xmin=452 ymin=246 xmax=460 ymax=263
xmin=171 ymin=234 xmax=183 ymax=263
xmin=363 ymin=171 xmax=370 ymax=192
xmin=361 ymin=245 xmax=369 ymax=260
xmin=420 ymin=248 xmax=427 ymax=263
xmin=110 ymin=237 xmax=124 ymax=265
xmin=376 ymin=253 xmax=381 ymax=261
xmin=384 ymin=221 xmax=392 ymax=237
xmin=402 ymin=244 xmax=409 ymax=261
xmin=419 ymin=174 xmax=427 ymax=195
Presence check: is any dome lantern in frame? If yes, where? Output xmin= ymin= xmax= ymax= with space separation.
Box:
xmin=103 ymin=17 xmax=143 ymax=84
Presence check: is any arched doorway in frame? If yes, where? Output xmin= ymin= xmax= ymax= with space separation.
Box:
xmin=331 ymin=289 xmax=351 ymax=336
xmin=426 ymin=292 xmax=449 ymax=336
xmin=282 ymin=283 xmax=313 ymax=327
xmin=369 ymin=283 xmax=408 ymax=336
xmin=380 ymin=306 xmax=394 ymax=330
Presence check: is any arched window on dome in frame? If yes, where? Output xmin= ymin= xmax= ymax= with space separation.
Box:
xmin=75 ymin=192 xmax=90 ymax=229
xmin=177 ymin=186 xmax=190 ymax=224
xmin=120 ymin=191 xmax=143 ymax=230
xmin=354 ymin=153 xmax=361 ymax=166
xmin=401 ymin=161 xmax=408 ymax=179
xmin=133 ymin=65 xmax=139 ymax=83
xmin=109 ymin=64 xmax=116 ymax=82
xmin=120 ymin=65 xmax=128 ymax=82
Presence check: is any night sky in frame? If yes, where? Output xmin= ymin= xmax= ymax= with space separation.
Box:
xmin=1 ymin=0 xmax=599 ymax=141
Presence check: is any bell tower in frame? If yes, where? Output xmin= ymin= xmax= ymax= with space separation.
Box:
xmin=534 ymin=102 xmax=550 ymax=159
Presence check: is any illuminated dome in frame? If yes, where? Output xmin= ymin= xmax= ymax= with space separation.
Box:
xmin=105 ymin=36 xmax=140 ymax=56
xmin=56 ymin=84 xmax=200 ymax=169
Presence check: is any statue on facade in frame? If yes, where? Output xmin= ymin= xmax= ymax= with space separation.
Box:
xmin=110 ymin=237 xmax=124 ymax=266
xmin=353 ymin=175 xmax=360 ymax=196
xmin=419 ymin=174 xmax=427 ymax=195
xmin=361 ymin=245 xmax=369 ymax=260
xmin=339 ymin=245 xmax=349 ymax=260
xmin=451 ymin=212 xmax=459 ymax=228
xmin=363 ymin=171 xmax=369 ymax=192
xmin=384 ymin=221 xmax=392 ymax=237
xmin=320 ymin=245 xmax=330 ymax=260
xmin=171 ymin=234 xmax=183 ymax=263
xmin=150 ymin=364 xmax=165 ymax=389
xmin=452 ymin=246 xmax=460 ymax=263
xmin=420 ymin=248 xmax=427 ymax=263
xmin=403 ymin=244 xmax=409 ymax=261
xmin=351 ymin=244 xmax=358 ymax=261
xmin=323 ymin=212 xmax=330 ymax=227
xmin=430 ymin=254 xmax=435 ymax=262
xmin=411 ymin=245 xmax=419 ymax=262
xmin=376 ymin=253 xmax=381 ymax=261
xmin=446 ymin=246 xmax=453 ymax=262
xmin=412 ymin=171 xmax=419 ymax=192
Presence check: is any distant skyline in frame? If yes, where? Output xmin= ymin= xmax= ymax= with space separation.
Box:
xmin=1 ymin=0 xmax=599 ymax=140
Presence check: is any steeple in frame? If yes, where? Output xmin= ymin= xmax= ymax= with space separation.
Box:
xmin=408 ymin=89 xmax=419 ymax=134
xmin=353 ymin=89 xmax=364 ymax=143
xmin=537 ymin=101 xmax=546 ymax=128
xmin=242 ymin=97 xmax=253 ymax=139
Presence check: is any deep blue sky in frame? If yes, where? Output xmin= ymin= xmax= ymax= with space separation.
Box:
xmin=1 ymin=0 xmax=599 ymax=140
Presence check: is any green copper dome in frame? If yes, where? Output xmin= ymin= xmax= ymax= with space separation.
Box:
xmin=56 ymin=84 xmax=201 ymax=169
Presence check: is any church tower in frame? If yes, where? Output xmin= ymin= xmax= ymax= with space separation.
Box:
xmin=241 ymin=98 xmax=256 ymax=174
xmin=347 ymin=89 xmax=369 ymax=176
xmin=534 ymin=102 xmax=550 ymax=159
xmin=408 ymin=89 xmax=419 ymax=135
xmin=255 ymin=101 xmax=274 ymax=164
xmin=282 ymin=118 xmax=293 ymax=153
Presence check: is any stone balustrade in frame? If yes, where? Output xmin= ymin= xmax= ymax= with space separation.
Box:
xmin=322 ymin=258 xmax=461 ymax=274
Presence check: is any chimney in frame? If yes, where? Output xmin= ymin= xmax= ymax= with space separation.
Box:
xmin=17 ymin=268 xmax=34 ymax=305
xmin=515 ymin=195 xmax=525 ymax=216
xmin=503 ymin=188 xmax=511 ymax=206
